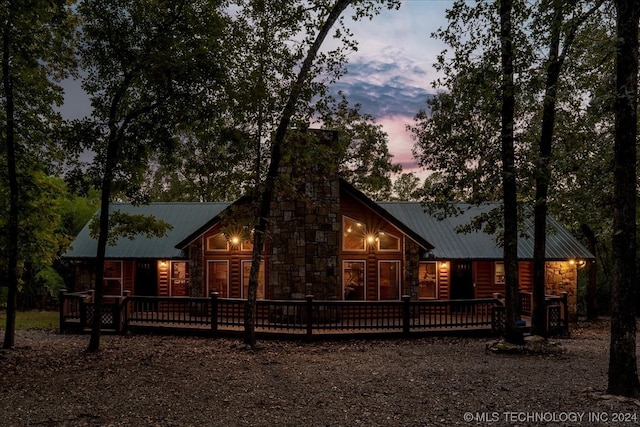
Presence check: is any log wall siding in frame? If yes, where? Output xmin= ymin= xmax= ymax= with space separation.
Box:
xmin=519 ymin=261 xmax=533 ymax=292
xmin=123 ymin=261 xmax=135 ymax=294
xmin=438 ymin=264 xmax=449 ymax=300
xmin=474 ymin=261 xmax=495 ymax=298
xmin=158 ymin=261 xmax=169 ymax=297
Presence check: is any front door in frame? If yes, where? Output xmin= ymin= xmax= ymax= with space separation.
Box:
xmin=135 ymin=261 xmax=158 ymax=296
xmin=450 ymin=261 xmax=474 ymax=300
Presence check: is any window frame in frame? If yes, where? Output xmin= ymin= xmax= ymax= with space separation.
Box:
xmin=170 ymin=261 xmax=190 ymax=297
xmin=343 ymin=260 xmax=366 ymax=300
xmin=494 ymin=262 xmax=505 ymax=285
xmin=418 ymin=261 xmax=438 ymax=300
xmin=103 ymin=260 xmax=123 ymax=296
xmin=342 ymin=216 xmax=367 ymax=252
xmin=207 ymin=260 xmax=229 ymax=298
xmin=378 ymin=260 xmax=401 ymax=300
xmin=206 ymin=233 xmax=229 ymax=252
xmin=377 ymin=231 xmax=401 ymax=252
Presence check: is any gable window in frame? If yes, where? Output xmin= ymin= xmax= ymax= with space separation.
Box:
xmin=495 ymin=262 xmax=505 ymax=284
xmin=343 ymin=260 xmax=366 ymax=300
xmin=343 ymin=216 xmax=366 ymax=251
xmin=170 ymin=262 xmax=190 ymax=297
xmin=418 ymin=262 xmax=437 ymax=299
xmin=207 ymin=233 xmax=228 ymax=252
xmin=242 ymin=260 xmax=265 ymax=299
xmin=378 ymin=231 xmax=400 ymax=251
xmin=103 ymin=261 xmax=123 ymax=296
xmin=379 ymin=261 xmax=400 ymax=300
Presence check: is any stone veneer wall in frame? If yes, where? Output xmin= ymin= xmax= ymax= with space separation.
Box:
xmin=269 ymin=130 xmax=341 ymax=300
xmin=404 ymin=240 xmax=421 ymax=299
xmin=189 ymin=238 xmax=204 ymax=297
xmin=545 ymin=261 xmax=577 ymax=315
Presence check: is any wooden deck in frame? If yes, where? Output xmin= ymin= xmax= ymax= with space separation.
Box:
xmin=59 ymin=291 xmax=563 ymax=339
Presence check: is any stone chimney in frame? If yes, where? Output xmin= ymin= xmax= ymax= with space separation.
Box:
xmin=268 ymin=129 xmax=341 ymax=299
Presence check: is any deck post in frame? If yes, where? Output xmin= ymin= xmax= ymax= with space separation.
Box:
xmin=120 ymin=291 xmax=130 ymax=334
xmin=561 ymin=292 xmax=569 ymax=335
xmin=210 ymin=292 xmax=219 ymax=336
xmin=306 ymin=295 xmax=314 ymax=341
xmin=58 ymin=289 xmax=68 ymax=333
xmin=402 ymin=295 xmax=411 ymax=335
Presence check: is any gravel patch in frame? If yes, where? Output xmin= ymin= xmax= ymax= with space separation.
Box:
xmin=1 ymin=319 xmax=639 ymax=426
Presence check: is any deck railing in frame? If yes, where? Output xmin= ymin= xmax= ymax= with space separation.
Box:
xmin=59 ymin=290 xmax=569 ymax=338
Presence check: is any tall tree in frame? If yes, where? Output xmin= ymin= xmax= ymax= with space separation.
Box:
xmin=608 ymin=0 xmax=640 ymax=398
xmin=411 ymin=0 xmax=614 ymax=317
xmin=243 ymin=0 xmax=401 ymax=348
xmin=1 ymin=0 xmax=75 ymax=348
xmin=318 ymin=94 xmax=402 ymax=200
xmin=76 ymin=0 xmax=228 ymax=352
xmin=530 ymin=0 xmax=603 ymax=336
xmin=499 ymin=0 xmax=522 ymax=344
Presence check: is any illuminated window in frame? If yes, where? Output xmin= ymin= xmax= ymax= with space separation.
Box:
xmin=343 ymin=216 xmax=366 ymax=251
xmin=170 ymin=262 xmax=190 ymax=297
xmin=378 ymin=231 xmax=400 ymax=251
xmin=343 ymin=260 xmax=366 ymax=300
xmin=242 ymin=260 xmax=265 ymax=299
xmin=207 ymin=261 xmax=228 ymax=298
xmin=495 ymin=262 xmax=505 ymax=284
xmin=207 ymin=233 xmax=228 ymax=251
xmin=418 ymin=262 xmax=437 ymax=299
xmin=379 ymin=261 xmax=400 ymax=300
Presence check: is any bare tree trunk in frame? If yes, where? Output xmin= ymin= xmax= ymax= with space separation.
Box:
xmin=532 ymin=0 xmax=563 ymax=338
xmin=87 ymin=80 xmax=129 ymax=352
xmin=499 ymin=0 xmax=522 ymax=345
xmin=2 ymin=10 xmax=18 ymax=349
xmin=244 ymin=0 xmax=353 ymax=347
xmin=581 ymin=224 xmax=598 ymax=320
xmin=608 ymin=0 xmax=640 ymax=398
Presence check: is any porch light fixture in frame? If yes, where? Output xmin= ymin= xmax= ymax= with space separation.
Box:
xmin=160 ymin=260 xmax=167 ymax=268
xmin=366 ymin=234 xmax=377 ymax=245
xmin=440 ymin=261 xmax=448 ymax=269
xmin=230 ymin=235 xmax=241 ymax=246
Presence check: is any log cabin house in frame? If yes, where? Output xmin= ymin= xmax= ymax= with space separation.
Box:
xmin=64 ymin=183 xmax=593 ymax=317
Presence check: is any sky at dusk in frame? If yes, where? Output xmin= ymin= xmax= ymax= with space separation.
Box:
xmin=335 ymin=1 xmax=451 ymax=173
xmin=62 ymin=1 xmax=451 ymax=175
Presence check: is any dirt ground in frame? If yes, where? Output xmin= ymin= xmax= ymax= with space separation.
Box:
xmin=1 ymin=319 xmax=639 ymax=427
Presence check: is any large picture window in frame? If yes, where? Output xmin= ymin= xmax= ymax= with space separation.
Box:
xmin=103 ymin=261 xmax=123 ymax=296
xmin=207 ymin=261 xmax=229 ymax=298
xmin=242 ymin=260 xmax=265 ymax=299
xmin=418 ymin=262 xmax=437 ymax=299
xmin=379 ymin=261 xmax=400 ymax=300
xmin=343 ymin=260 xmax=366 ymax=300
xmin=343 ymin=216 xmax=366 ymax=251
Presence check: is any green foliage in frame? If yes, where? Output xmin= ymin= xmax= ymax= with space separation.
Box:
xmin=89 ymin=211 xmax=173 ymax=246
xmin=410 ymin=0 xmax=613 ymax=216
xmin=390 ymin=173 xmax=421 ymax=201
xmin=317 ymin=94 xmax=402 ymax=200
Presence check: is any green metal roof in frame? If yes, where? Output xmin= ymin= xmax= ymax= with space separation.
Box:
xmin=65 ymin=200 xmax=593 ymax=261
xmin=64 ymin=202 xmax=230 ymax=259
xmin=376 ymin=202 xmax=594 ymax=260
